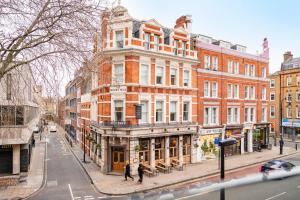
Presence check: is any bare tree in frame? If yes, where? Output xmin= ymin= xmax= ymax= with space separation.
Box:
xmin=0 ymin=0 xmax=111 ymax=94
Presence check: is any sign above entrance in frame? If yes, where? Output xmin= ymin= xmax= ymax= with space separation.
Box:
xmin=282 ymin=118 xmax=300 ymax=128
xmin=199 ymin=128 xmax=223 ymax=135
xmin=110 ymin=86 xmax=127 ymax=94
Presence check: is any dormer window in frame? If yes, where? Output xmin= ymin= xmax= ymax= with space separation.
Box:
xmin=174 ymin=40 xmax=178 ymax=55
xmin=115 ymin=30 xmax=124 ymax=48
xmin=144 ymin=33 xmax=150 ymax=50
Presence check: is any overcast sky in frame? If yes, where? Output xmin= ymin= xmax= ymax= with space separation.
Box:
xmin=121 ymin=0 xmax=300 ymax=73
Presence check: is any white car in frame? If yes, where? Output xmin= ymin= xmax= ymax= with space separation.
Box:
xmin=49 ymin=125 xmax=57 ymax=132
xmin=33 ymin=125 xmax=39 ymax=133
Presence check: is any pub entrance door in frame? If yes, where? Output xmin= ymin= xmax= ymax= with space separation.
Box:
xmin=111 ymin=146 xmax=125 ymax=172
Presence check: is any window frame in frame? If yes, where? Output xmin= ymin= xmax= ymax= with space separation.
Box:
xmin=115 ymin=30 xmax=124 ymax=48
xmin=140 ymin=64 xmax=150 ymax=85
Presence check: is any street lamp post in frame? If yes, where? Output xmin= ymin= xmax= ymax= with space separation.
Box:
xmin=218 ymin=138 xmax=237 ymax=200
xmin=83 ymin=121 xmax=86 ymax=163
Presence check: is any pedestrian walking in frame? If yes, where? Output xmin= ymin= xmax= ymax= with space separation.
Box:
xmin=138 ymin=164 xmax=144 ymax=184
xmin=124 ymin=161 xmax=134 ymax=181
xmin=32 ymin=138 xmax=35 ymax=147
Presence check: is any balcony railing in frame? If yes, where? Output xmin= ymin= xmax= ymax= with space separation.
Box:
xmin=91 ymin=120 xmax=197 ymax=129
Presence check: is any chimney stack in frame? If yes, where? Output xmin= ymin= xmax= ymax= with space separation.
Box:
xmin=283 ymin=51 xmax=293 ymax=62
xmin=175 ymin=15 xmax=192 ymax=32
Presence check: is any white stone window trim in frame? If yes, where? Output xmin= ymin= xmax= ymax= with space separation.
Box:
xmin=169 ymin=100 xmax=179 ymax=122
xmin=227 ymin=106 xmax=240 ymax=124
xmin=261 ymin=107 xmax=267 ymax=122
xmin=154 ymin=95 xmax=166 ymax=123
xmin=183 ymin=68 xmax=191 ymax=88
xmin=270 ymin=92 xmax=275 ymax=101
xmin=111 ymin=95 xmax=126 ymax=122
xmin=170 ymin=66 xmax=179 ymax=87
xmin=112 ymin=62 xmax=125 ymax=85
xmin=139 ymin=94 xmax=151 ymax=124
xmin=114 ymin=29 xmax=124 ymax=48
xmin=155 ymin=65 xmax=165 ymax=86
xmin=204 ymin=81 xmax=210 ymax=98
xmin=203 ymin=106 xmax=219 ymax=126
xmin=139 ymin=62 xmax=151 ymax=86
xmin=182 ymin=100 xmax=192 ymax=122
xmin=211 ymin=81 xmax=218 ymax=98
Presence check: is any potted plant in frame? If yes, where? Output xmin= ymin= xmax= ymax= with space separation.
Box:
xmin=201 ymin=140 xmax=209 ymax=156
xmin=134 ymin=145 xmax=140 ymax=152
xmin=95 ymin=144 xmax=101 ymax=149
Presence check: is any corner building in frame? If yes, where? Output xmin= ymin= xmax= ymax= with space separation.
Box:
xmin=89 ymin=6 xmax=270 ymax=175
xmin=91 ymin=6 xmax=199 ymax=174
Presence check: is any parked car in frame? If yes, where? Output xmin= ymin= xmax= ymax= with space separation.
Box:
xmin=260 ymin=160 xmax=295 ymax=173
xmin=33 ymin=125 xmax=40 ymax=133
xmin=49 ymin=125 xmax=57 ymax=132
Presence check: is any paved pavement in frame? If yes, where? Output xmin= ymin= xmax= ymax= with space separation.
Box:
xmin=0 ymin=133 xmax=46 ymax=200
xmin=181 ymin=153 xmax=300 ymax=200
xmin=58 ymin=124 xmax=299 ymax=196
xmin=29 ymin=129 xmax=105 ymax=200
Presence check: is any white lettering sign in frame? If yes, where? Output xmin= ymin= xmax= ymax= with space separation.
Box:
xmin=199 ymin=128 xmax=223 ymax=135
xmin=110 ymin=86 xmax=127 ymax=94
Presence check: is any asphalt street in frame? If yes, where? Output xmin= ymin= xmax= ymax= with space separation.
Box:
xmin=29 ymin=129 xmax=105 ymax=200
xmin=178 ymin=154 xmax=300 ymax=200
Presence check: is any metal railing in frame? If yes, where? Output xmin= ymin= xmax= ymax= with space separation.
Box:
xmin=90 ymin=120 xmax=196 ymax=129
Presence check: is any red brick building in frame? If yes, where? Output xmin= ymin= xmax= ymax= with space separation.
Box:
xmin=193 ymin=35 xmax=270 ymax=156
xmin=83 ymin=5 xmax=270 ymax=175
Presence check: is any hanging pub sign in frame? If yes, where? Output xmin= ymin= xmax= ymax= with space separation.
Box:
xmin=135 ymin=104 xmax=142 ymax=119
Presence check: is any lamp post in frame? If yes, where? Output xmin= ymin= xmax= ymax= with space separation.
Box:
xmin=83 ymin=120 xmax=86 ymax=163
xmin=218 ymin=138 xmax=237 ymax=200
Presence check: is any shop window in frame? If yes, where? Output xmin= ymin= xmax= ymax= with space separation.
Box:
xmin=169 ymin=137 xmax=178 ymax=158
xmin=154 ymin=138 xmax=164 ymax=160
xmin=139 ymin=139 xmax=150 ymax=164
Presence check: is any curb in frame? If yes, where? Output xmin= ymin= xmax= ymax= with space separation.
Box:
xmin=23 ymin=133 xmax=48 ymax=200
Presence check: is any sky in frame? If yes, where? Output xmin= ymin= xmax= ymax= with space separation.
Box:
xmin=120 ymin=0 xmax=300 ymax=73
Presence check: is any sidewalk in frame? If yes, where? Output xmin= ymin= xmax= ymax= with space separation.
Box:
xmin=59 ymin=126 xmax=299 ymax=195
xmin=0 ymin=133 xmax=46 ymax=200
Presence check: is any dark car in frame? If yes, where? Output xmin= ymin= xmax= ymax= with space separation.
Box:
xmin=260 ymin=160 xmax=295 ymax=173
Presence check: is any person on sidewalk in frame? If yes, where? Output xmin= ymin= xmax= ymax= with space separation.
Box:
xmin=138 ymin=164 xmax=144 ymax=184
xmin=124 ymin=161 xmax=134 ymax=181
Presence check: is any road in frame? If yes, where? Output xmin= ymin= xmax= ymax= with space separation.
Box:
xmin=30 ymin=129 xmax=104 ymax=200
xmin=178 ymin=154 xmax=300 ymax=200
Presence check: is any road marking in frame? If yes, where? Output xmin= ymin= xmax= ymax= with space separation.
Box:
xmin=68 ymin=184 xmax=74 ymax=200
xmin=84 ymin=196 xmax=93 ymax=198
xmin=74 ymin=197 xmax=81 ymax=200
xmin=85 ymin=198 xmax=94 ymax=200
xmin=265 ymin=192 xmax=287 ymax=200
